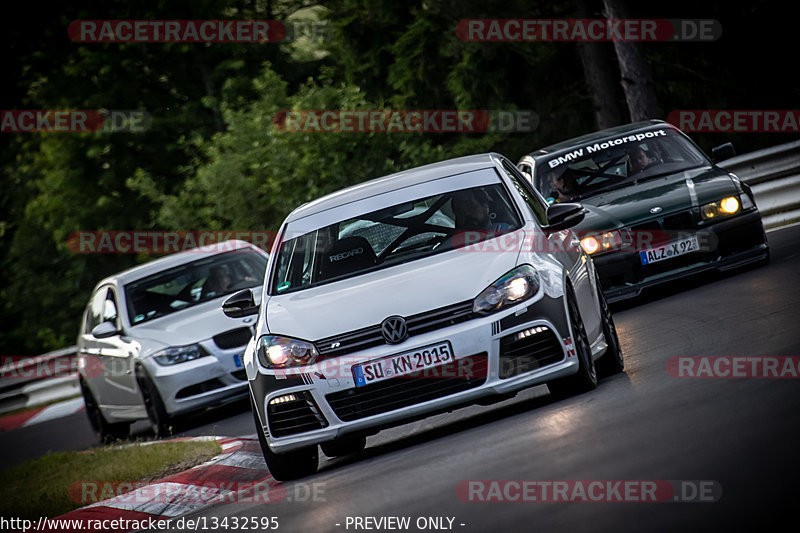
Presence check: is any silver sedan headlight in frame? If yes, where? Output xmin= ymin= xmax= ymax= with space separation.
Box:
xmin=152 ymin=344 xmax=209 ymax=366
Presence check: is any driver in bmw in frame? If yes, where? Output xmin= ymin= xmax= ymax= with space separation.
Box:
xmin=203 ymin=266 xmax=233 ymax=298
xmin=548 ymin=168 xmax=580 ymax=203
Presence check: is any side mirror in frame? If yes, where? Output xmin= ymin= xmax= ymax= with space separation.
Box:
xmin=222 ymin=289 xmax=259 ymax=318
xmin=543 ymin=202 xmax=586 ymax=232
xmin=711 ymin=142 xmax=735 ymax=163
xmin=92 ymin=321 xmax=120 ymax=339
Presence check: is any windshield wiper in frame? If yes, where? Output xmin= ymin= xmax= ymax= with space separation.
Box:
xmin=572 ymin=179 xmax=634 ymax=201
xmin=632 ymin=163 xmax=704 ymax=185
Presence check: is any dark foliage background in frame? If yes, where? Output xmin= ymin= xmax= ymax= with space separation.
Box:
xmin=1 ymin=0 xmax=796 ymax=354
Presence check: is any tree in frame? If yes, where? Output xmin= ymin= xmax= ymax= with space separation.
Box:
xmin=574 ymin=0 xmax=626 ymax=128
xmin=602 ymin=0 xmax=660 ymax=121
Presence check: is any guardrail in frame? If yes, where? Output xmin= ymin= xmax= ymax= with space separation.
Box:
xmin=719 ymin=140 xmax=800 ymax=229
xmin=0 ymin=346 xmax=80 ymax=415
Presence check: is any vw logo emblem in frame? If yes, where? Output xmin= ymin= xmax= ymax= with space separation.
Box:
xmin=381 ymin=316 xmax=408 ymax=344
xmin=650 ymin=206 xmax=663 ymax=214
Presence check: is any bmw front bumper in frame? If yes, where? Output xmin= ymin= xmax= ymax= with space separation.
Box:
xmin=594 ymin=210 xmax=768 ymax=303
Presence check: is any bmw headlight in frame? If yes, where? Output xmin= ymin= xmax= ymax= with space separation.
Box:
xmin=152 ymin=344 xmax=209 ymax=366
xmin=257 ymin=335 xmax=319 ymax=369
xmin=701 ymin=196 xmax=741 ymax=220
xmin=473 ymin=265 xmax=540 ymax=315
xmin=580 ymin=230 xmax=629 ymax=255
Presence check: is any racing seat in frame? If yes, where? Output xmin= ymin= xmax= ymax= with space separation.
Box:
xmin=320 ymin=236 xmax=377 ymax=281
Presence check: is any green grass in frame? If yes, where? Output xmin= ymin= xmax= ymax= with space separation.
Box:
xmin=0 ymin=439 xmax=221 ymax=520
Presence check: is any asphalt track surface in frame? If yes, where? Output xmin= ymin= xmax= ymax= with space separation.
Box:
xmin=3 ymin=225 xmax=799 ymax=532
xmin=174 ymin=224 xmax=800 ymax=533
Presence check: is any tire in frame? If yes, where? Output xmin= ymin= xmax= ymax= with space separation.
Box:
xmin=136 ymin=366 xmax=172 ymax=438
xmin=80 ymin=379 xmax=130 ymax=444
xmin=321 ymin=435 xmax=367 ymax=458
xmin=758 ymin=231 xmax=770 ymax=267
xmin=548 ymin=286 xmax=598 ymax=398
xmin=595 ymin=284 xmax=625 ymax=377
xmin=251 ymin=397 xmax=318 ymax=481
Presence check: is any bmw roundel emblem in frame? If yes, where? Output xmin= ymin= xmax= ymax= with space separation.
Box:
xmin=381 ymin=316 xmax=408 ymax=344
xmin=650 ymin=206 xmax=663 ymax=214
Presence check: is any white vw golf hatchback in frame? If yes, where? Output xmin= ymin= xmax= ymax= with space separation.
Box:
xmin=224 ymin=153 xmax=624 ymax=480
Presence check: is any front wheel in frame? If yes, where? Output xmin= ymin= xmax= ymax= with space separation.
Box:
xmin=136 ymin=366 xmax=172 ymax=438
xmin=251 ymin=397 xmax=318 ymax=481
xmin=548 ymin=286 xmax=598 ymax=399
xmin=595 ymin=284 xmax=624 ymax=377
xmin=80 ymin=379 xmax=130 ymax=444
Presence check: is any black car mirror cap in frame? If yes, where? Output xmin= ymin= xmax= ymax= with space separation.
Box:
xmin=711 ymin=142 xmax=736 ymax=163
xmin=543 ymin=202 xmax=586 ymax=232
xmin=91 ymin=321 xmax=120 ymax=339
xmin=222 ymin=289 xmax=259 ymax=318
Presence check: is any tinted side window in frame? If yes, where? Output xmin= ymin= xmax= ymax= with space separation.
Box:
xmin=500 ymin=161 xmax=549 ymax=226
xmin=86 ymin=288 xmax=107 ymax=332
xmin=82 ymin=306 xmax=93 ymax=334
xmin=519 ymin=163 xmax=533 ymax=180
xmin=104 ymin=290 xmax=119 ymax=325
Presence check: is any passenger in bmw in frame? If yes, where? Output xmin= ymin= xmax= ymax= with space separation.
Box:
xmin=628 ymin=145 xmax=656 ymax=175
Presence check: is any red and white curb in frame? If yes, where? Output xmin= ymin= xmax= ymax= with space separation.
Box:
xmin=44 ymin=436 xmax=275 ymax=532
xmin=0 ymin=397 xmax=85 ymax=431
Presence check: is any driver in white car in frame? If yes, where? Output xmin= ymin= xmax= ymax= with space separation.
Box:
xmin=451 ymin=189 xmax=508 ymax=232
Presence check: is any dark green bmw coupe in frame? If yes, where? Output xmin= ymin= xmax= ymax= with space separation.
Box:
xmin=518 ymin=120 xmax=769 ymax=302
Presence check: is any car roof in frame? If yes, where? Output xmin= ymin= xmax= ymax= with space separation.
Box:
xmin=94 ymin=239 xmax=265 ymax=289
xmin=528 ymin=120 xmax=676 ymax=158
xmin=285 ymin=153 xmax=502 ymax=222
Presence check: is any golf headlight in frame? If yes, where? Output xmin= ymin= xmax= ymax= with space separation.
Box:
xmin=152 ymin=344 xmax=209 ymax=366
xmin=701 ymin=196 xmax=740 ymax=220
xmin=473 ymin=265 xmax=540 ymax=315
xmin=257 ymin=335 xmax=319 ymax=369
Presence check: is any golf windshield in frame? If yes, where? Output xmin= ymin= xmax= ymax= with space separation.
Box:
xmin=270 ymin=183 xmax=522 ymax=295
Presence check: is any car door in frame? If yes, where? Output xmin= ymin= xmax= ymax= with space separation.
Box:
xmin=98 ymin=287 xmax=140 ymax=410
xmin=79 ymin=288 xmax=109 ymax=399
xmin=79 ymin=286 xmax=140 ymax=417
